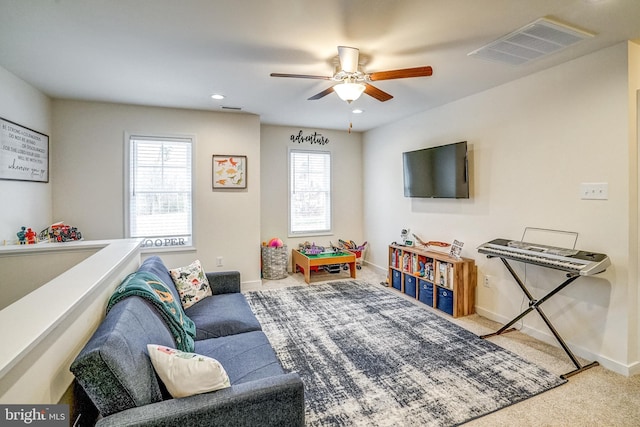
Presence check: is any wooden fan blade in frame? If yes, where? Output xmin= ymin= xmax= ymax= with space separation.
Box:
xmin=308 ymin=86 xmax=335 ymax=100
xmin=368 ymin=66 xmax=433 ymax=81
xmin=364 ymin=84 xmax=393 ymax=102
xmin=270 ymin=73 xmax=332 ymax=80
xmin=338 ymin=46 xmax=359 ymax=73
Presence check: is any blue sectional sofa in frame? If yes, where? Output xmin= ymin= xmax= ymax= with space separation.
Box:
xmin=70 ymin=256 xmax=304 ymax=426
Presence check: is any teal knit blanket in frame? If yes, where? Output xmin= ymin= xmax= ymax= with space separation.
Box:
xmin=107 ymin=271 xmax=196 ymax=352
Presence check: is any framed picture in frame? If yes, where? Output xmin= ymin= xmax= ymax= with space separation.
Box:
xmin=0 ymin=117 xmax=49 ymax=183
xmin=212 ymin=155 xmax=247 ymax=189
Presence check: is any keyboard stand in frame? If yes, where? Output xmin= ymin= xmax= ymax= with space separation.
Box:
xmin=480 ymin=257 xmax=599 ymax=379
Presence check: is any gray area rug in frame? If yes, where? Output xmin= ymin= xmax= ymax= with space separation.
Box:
xmin=246 ymin=281 xmax=566 ymax=426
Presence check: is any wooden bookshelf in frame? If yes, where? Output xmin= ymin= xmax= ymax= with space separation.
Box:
xmin=388 ymin=244 xmax=476 ymax=317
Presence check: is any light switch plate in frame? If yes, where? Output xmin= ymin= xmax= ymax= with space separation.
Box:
xmin=580 ymin=182 xmax=608 ymax=200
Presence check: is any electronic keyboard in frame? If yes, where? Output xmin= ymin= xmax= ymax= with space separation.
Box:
xmin=477 ymin=238 xmax=610 ymax=276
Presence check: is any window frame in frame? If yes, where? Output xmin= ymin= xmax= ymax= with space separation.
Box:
xmin=124 ymin=132 xmax=196 ymax=252
xmin=288 ymin=147 xmax=333 ymax=237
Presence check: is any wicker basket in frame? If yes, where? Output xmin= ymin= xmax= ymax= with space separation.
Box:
xmin=261 ymin=245 xmax=288 ymax=280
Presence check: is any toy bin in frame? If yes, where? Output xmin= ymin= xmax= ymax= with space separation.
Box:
xmin=261 ymin=245 xmax=288 ymax=280
xmin=391 ymin=270 xmax=402 ymax=290
xmin=404 ymin=275 xmax=417 ymax=298
xmin=323 ymin=264 xmax=342 ymax=274
xmin=418 ymin=279 xmax=434 ymax=307
xmin=436 ymin=287 xmax=454 ymax=315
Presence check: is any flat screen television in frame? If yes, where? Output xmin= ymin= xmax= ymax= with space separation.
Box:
xmin=402 ymin=141 xmax=469 ymax=198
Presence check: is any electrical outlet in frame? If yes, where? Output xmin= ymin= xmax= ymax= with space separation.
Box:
xmin=483 ymin=275 xmax=491 ymax=288
xmin=216 ymin=256 xmax=223 ymax=267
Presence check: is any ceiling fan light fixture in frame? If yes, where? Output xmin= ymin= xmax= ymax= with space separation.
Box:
xmin=334 ymin=82 xmax=365 ymax=103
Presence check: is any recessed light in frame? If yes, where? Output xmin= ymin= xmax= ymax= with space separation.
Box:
xmin=352 ymin=109 xmax=364 ymax=114
xmin=211 ymin=94 xmax=225 ymax=100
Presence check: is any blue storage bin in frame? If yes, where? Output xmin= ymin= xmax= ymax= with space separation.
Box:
xmin=404 ymin=275 xmax=417 ymax=298
xmin=436 ymin=287 xmax=454 ymax=315
xmin=418 ymin=279 xmax=433 ymax=307
xmin=392 ymin=270 xmax=402 ymax=290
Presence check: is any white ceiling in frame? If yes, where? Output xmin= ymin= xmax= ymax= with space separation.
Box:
xmin=1 ymin=0 xmax=639 ymax=132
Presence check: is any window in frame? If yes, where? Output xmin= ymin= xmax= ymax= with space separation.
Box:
xmin=126 ymin=134 xmax=194 ymax=250
xmin=289 ymin=149 xmax=331 ymax=236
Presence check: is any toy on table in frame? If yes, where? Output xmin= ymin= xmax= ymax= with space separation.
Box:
xmin=412 ymin=233 xmax=452 ymax=253
xmin=17 ymin=226 xmax=27 ymax=244
xmin=16 ymin=226 xmax=42 ymax=244
xmin=338 ymin=239 xmax=368 ymax=269
xmin=299 ymin=241 xmax=324 ymax=255
xmin=337 ymin=239 xmax=367 ymax=251
xmin=25 ymin=227 xmax=37 ymax=244
xmin=401 ymin=229 xmax=412 ymax=246
xmin=412 ymin=233 xmax=428 ymax=247
xmin=39 ymin=222 xmax=83 ymax=243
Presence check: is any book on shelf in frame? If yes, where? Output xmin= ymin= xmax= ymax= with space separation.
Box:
xmin=426 ymin=263 xmax=434 ymax=281
xmin=435 ymin=261 xmax=454 ymax=289
xmin=436 ymin=262 xmax=446 ymax=287
xmin=392 ymin=248 xmax=402 ymax=269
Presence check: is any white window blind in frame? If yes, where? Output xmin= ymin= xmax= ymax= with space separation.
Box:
xmin=289 ymin=149 xmax=331 ymax=235
xmin=127 ymin=135 xmax=194 ymax=249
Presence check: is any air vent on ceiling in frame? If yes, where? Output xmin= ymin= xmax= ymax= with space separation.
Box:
xmin=468 ymin=17 xmax=594 ymax=66
xmin=221 ymin=106 xmax=242 ymax=111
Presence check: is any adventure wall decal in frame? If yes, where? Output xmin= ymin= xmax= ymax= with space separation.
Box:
xmin=290 ymin=130 xmax=329 ymax=145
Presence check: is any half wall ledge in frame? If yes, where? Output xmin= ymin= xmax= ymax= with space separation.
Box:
xmin=0 ymin=238 xmax=143 ymax=404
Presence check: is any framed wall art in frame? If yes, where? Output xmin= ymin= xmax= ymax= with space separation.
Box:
xmin=212 ymin=155 xmax=247 ymax=189
xmin=0 ymin=117 xmax=49 ymax=183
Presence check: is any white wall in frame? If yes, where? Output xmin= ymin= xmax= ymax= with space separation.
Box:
xmin=0 ymin=67 xmax=52 ymax=242
xmin=0 ymin=248 xmax=95 ymax=310
xmin=363 ymin=43 xmax=637 ymax=374
xmin=260 ymin=125 xmax=364 ymax=261
xmin=630 ymin=40 xmax=640 ymax=372
xmin=51 ymin=101 xmax=262 ymax=284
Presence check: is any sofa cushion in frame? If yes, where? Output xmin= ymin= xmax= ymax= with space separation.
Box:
xmin=70 ymin=297 xmax=175 ymax=416
xmin=169 ymin=259 xmax=212 ymax=309
xmin=147 ymin=344 xmax=230 ymax=398
xmin=194 ymin=331 xmax=285 ymax=385
xmin=186 ymin=293 xmax=262 ymax=339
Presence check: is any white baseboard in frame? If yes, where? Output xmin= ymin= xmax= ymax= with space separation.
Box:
xmin=474 ymin=305 xmax=636 ymax=377
xmin=241 ymin=279 xmax=263 ymax=291
xmin=363 ymin=260 xmax=387 ymax=274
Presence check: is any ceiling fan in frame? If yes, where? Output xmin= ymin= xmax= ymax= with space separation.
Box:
xmin=270 ymin=46 xmax=433 ymax=103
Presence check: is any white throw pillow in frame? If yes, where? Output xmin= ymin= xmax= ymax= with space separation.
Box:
xmin=169 ymin=259 xmax=212 ymax=309
xmin=147 ymin=344 xmax=231 ymax=398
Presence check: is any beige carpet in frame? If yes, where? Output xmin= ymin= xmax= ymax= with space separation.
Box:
xmin=249 ymin=265 xmax=640 ymax=426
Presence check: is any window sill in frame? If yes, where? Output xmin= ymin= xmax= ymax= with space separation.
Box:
xmin=288 ymin=232 xmax=333 ymax=238
xmin=140 ymin=245 xmax=197 ymax=255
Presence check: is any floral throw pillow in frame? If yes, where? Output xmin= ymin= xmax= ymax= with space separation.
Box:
xmin=169 ymin=260 xmax=212 ymax=309
xmin=147 ymin=344 xmax=230 ymax=398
